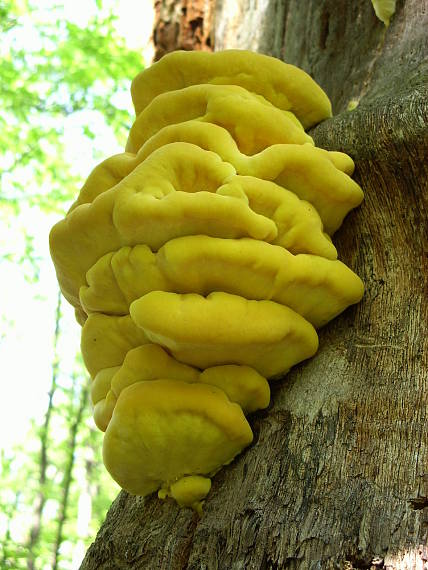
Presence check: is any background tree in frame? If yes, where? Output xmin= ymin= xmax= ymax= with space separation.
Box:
xmin=0 ymin=1 xmax=144 ymax=568
xmin=81 ymin=1 xmax=428 ymax=569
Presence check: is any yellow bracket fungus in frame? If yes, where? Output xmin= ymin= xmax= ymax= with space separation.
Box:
xmin=49 ymin=49 xmax=364 ymax=513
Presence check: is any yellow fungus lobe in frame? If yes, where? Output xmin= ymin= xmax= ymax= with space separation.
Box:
xmin=159 ymin=476 xmax=212 ymax=514
xmin=103 ymin=380 xmax=253 ymax=497
xmin=371 ymin=0 xmax=396 ymax=26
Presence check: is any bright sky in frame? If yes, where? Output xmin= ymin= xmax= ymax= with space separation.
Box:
xmin=0 ymin=0 xmax=154 ymax=451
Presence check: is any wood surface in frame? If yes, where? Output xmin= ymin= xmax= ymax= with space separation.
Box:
xmin=152 ymin=0 xmax=214 ymax=60
xmin=81 ymin=1 xmax=427 ymax=568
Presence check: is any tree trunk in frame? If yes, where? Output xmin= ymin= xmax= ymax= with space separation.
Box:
xmin=52 ymin=376 xmax=89 ymax=570
xmin=152 ymin=0 xmax=214 ymax=61
xmin=27 ymin=290 xmax=62 ymax=570
xmin=80 ymin=1 xmax=427 ymax=568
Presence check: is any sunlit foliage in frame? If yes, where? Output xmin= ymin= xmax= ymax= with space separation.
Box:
xmin=0 ymin=1 xmax=143 ymax=568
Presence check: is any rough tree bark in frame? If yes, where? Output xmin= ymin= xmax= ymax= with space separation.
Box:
xmin=152 ymin=0 xmax=214 ymax=60
xmin=81 ymin=1 xmax=427 ymax=568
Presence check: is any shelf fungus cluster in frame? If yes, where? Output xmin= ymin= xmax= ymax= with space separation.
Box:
xmin=50 ymin=50 xmax=364 ymax=513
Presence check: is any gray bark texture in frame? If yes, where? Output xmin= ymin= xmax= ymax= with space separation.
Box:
xmin=80 ymin=1 xmax=428 ymax=568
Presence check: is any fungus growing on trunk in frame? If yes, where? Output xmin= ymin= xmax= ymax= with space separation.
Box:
xmin=50 ymin=49 xmax=364 ymax=512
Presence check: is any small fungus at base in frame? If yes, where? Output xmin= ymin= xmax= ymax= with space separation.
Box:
xmin=371 ymin=0 xmax=396 ymax=26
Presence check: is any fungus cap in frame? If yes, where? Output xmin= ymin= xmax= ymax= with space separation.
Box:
xmin=81 ymin=314 xmax=150 ymax=377
xmin=103 ymin=379 xmax=253 ymax=496
xmin=110 ymin=344 xmax=270 ymax=415
xmin=199 ymin=365 xmax=270 ymax=414
xmin=126 ymin=83 xmax=314 ymax=153
xmin=110 ymin=344 xmax=199 ymax=398
xmin=130 ymin=50 xmax=332 ymax=128
xmin=130 ymin=291 xmax=318 ymax=377
xmin=93 ymin=390 xmax=117 ymax=432
xmin=91 ymin=366 xmax=120 ymax=405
